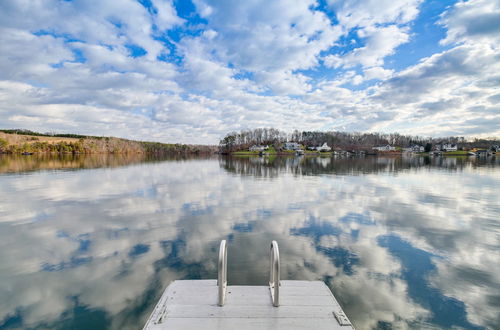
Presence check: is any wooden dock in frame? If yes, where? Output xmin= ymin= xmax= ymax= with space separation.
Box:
xmin=144 ymin=241 xmax=354 ymax=329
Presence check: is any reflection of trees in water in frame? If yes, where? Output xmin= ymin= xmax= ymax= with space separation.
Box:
xmin=220 ymin=156 xmax=282 ymax=178
xmin=3 ymin=154 xmax=495 ymax=176
xmin=220 ymin=155 xmax=499 ymax=177
xmin=0 ymin=154 xmax=215 ymax=174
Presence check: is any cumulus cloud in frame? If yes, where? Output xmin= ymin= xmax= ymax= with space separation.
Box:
xmin=187 ymin=0 xmax=341 ymax=94
xmin=328 ymin=0 xmax=423 ymax=29
xmin=324 ymin=25 xmax=410 ymax=69
xmin=322 ymin=0 xmax=419 ymax=81
xmin=440 ymin=0 xmax=500 ymax=45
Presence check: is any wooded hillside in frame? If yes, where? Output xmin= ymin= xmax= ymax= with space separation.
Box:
xmin=0 ymin=130 xmax=216 ymax=155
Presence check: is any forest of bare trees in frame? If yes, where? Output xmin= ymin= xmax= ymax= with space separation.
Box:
xmin=219 ymin=128 xmax=499 ymax=153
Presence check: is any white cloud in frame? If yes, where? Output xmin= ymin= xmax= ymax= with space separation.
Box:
xmin=189 ymin=0 xmax=341 ymax=93
xmin=152 ymin=0 xmax=184 ymax=32
xmin=324 ymin=25 xmax=409 ymax=70
xmin=328 ymin=0 xmax=423 ymax=29
xmin=0 ymin=28 xmax=73 ymax=80
xmin=363 ymin=66 xmax=394 ymax=81
xmin=440 ymin=0 xmax=500 ymax=45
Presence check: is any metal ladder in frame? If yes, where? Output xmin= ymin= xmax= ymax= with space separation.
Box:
xmin=217 ymin=240 xmax=280 ymax=307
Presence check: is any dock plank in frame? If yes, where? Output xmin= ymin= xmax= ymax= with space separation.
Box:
xmin=144 ymin=280 xmax=354 ymax=329
xmin=148 ymin=317 xmax=340 ymax=330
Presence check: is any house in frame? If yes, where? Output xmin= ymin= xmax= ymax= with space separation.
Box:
xmin=442 ymin=143 xmax=457 ymax=152
xmin=404 ymin=145 xmax=424 ymax=152
xmin=283 ymin=142 xmax=302 ymax=151
xmin=372 ymin=145 xmax=396 ymax=152
xmin=435 ymin=143 xmax=457 ymax=152
xmin=316 ymin=143 xmax=331 ymax=152
xmin=249 ymin=145 xmax=267 ymax=152
xmin=491 ymin=145 xmax=499 ymax=152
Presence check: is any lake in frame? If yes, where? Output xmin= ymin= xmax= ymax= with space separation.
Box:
xmin=0 ymin=154 xmax=499 ymax=329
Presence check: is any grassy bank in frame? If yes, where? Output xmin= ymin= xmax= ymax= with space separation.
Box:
xmin=442 ymin=150 xmax=469 ymax=156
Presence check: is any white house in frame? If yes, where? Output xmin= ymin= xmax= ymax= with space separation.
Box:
xmin=283 ymin=142 xmax=302 ymax=151
xmin=316 ymin=142 xmax=331 ymax=152
xmin=372 ymin=145 xmax=396 ymax=152
xmin=404 ymin=145 xmax=424 ymax=152
xmin=442 ymin=143 xmax=457 ymax=152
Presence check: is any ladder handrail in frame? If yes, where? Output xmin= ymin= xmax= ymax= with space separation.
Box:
xmin=269 ymin=240 xmax=280 ymax=307
xmin=218 ymin=240 xmax=227 ymax=306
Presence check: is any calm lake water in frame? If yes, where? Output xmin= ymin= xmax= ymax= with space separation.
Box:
xmin=0 ymin=154 xmax=499 ymax=329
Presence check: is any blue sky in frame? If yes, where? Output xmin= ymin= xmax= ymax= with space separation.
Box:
xmin=0 ymin=0 xmax=499 ymax=143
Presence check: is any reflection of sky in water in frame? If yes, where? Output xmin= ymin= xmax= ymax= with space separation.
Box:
xmin=0 ymin=155 xmax=499 ymax=329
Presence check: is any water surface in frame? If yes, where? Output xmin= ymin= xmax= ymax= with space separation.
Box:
xmin=0 ymin=154 xmax=499 ymax=329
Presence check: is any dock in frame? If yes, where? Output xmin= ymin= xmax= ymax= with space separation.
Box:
xmin=144 ymin=241 xmax=354 ymax=329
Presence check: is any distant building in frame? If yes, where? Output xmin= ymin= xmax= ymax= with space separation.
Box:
xmin=442 ymin=143 xmax=457 ymax=152
xmin=283 ymin=142 xmax=302 ymax=151
xmin=316 ymin=142 xmax=331 ymax=152
xmin=435 ymin=143 xmax=458 ymax=152
xmin=404 ymin=145 xmax=424 ymax=152
xmin=372 ymin=145 xmax=396 ymax=152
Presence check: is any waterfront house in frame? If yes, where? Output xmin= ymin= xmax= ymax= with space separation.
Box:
xmin=435 ymin=143 xmax=457 ymax=152
xmin=404 ymin=145 xmax=424 ymax=152
xmin=283 ymin=142 xmax=302 ymax=151
xmin=442 ymin=143 xmax=457 ymax=152
xmin=316 ymin=143 xmax=331 ymax=152
xmin=373 ymin=145 xmax=396 ymax=152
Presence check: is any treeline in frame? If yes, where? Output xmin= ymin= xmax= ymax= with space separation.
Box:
xmin=219 ymin=128 xmax=499 ymax=153
xmin=0 ymin=129 xmax=100 ymax=139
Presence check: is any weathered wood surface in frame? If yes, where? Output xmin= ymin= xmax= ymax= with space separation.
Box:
xmin=144 ymin=280 xmax=354 ymax=329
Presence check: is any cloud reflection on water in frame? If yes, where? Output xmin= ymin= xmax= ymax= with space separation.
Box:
xmin=0 ymin=155 xmax=498 ymax=329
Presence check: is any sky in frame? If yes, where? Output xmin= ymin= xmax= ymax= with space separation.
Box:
xmin=0 ymin=0 xmax=499 ymax=144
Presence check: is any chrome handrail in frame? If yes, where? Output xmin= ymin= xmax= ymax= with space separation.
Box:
xmin=269 ymin=240 xmax=280 ymax=307
xmin=218 ymin=240 xmax=227 ymax=306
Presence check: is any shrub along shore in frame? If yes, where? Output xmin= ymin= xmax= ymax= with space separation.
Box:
xmin=0 ymin=130 xmax=216 ymax=155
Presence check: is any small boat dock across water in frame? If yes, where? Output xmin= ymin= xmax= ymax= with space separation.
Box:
xmin=144 ymin=240 xmax=354 ymax=329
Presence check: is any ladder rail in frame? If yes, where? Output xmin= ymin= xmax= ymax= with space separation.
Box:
xmin=218 ymin=240 xmax=228 ymax=306
xmin=269 ymin=240 xmax=280 ymax=307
